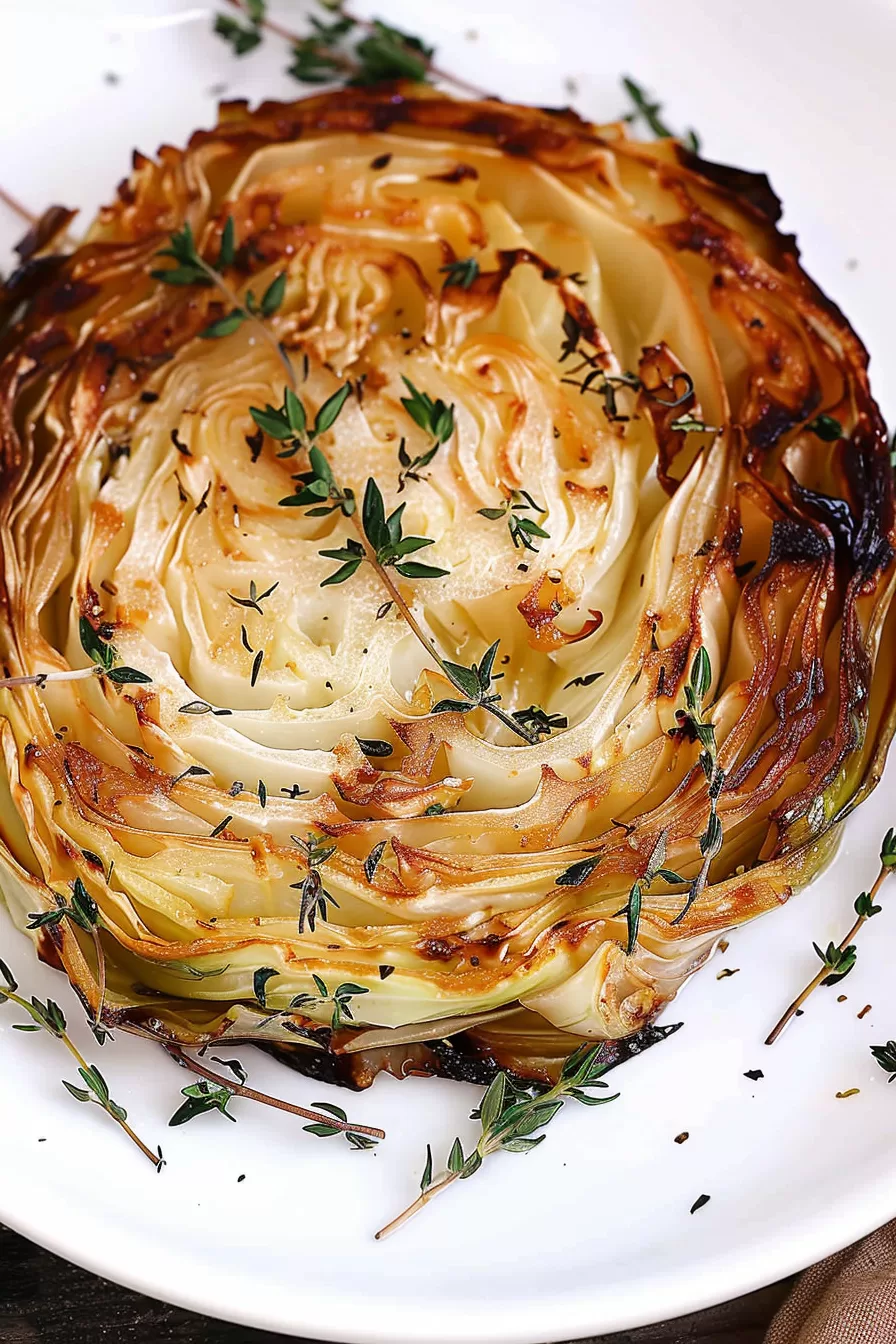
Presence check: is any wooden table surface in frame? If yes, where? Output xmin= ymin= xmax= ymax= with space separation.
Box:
xmin=0 ymin=1223 xmax=792 ymax=1344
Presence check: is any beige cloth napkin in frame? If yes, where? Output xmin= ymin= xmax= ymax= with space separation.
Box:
xmin=766 ymin=1222 xmax=896 ymax=1343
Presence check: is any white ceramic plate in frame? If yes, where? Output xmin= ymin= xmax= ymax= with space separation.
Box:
xmin=2 ymin=2 xmax=896 ymax=1340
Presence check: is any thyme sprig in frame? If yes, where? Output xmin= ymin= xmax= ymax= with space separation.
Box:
xmin=620 ymin=76 xmax=701 ymax=154
xmin=671 ymin=646 xmax=724 ymax=925
xmin=303 ymin=1101 xmax=379 ymax=1149
xmin=618 ymin=830 xmax=685 ymax=954
xmin=152 ymin=217 xmax=294 ymax=386
xmin=165 ymin=1045 xmax=384 ymax=1139
xmin=320 ymin=477 xmax=449 ymax=585
xmin=0 ymin=619 xmax=153 ymax=693
xmin=397 ymin=437 xmax=439 ymax=493
xmin=214 ymin=0 xmax=265 ymax=54
xmin=290 ymin=832 xmax=339 ymax=933
xmin=290 ymin=975 xmax=369 ymax=1030
xmin=26 ymin=878 xmax=108 ymax=1038
xmin=251 ymin=383 xmax=351 ymax=460
xmin=170 ymin=1079 xmax=238 ymax=1125
xmin=478 ymin=489 xmax=550 ymax=553
xmin=511 ymin=705 xmax=567 ymax=739
xmin=400 ymin=376 xmax=455 ymax=447
xmin=766 ymin=827 xmax=896 ymax=1045
xmin=0 ymin=959 xmax=163 ymax=1169
xmin=215 ymin=0 xmax=488 ymax=98
xmin=375 ymin=1043 xmax=618 ymax=1239
xmin=281 ymin=446 xmax=356 ymax=516
xmin=200 ymin=272 xmax=287 ymax=339
xmin=431 ymin=639 xmax=539 ymax=744
xmin=79 ymin=616 xmax=152 ymax=687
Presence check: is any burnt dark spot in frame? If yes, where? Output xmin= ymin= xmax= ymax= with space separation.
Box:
xmin=13 ymin=206 xmax=77 ymax=262
xmin=48 ymin=278 xmax=98 ymax=313
xmin=765 ymin=516 xmax=831 ymax=567
xmin=416 ymin=936 xmax=455 ymax=961
xmin=370 ymin=152 xmax=392 ymax=170
xmin=745 ymin=398 xmax=808 ymax=452
xmin=427 ymin=163 xmax=478 ymax=184
xmin=679 ymin=149 xmax=783 ymax=224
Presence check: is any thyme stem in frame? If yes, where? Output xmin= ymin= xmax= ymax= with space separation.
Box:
xmin=0 ymin=183 xmax=37 ymax=226
xmin=222 ymin=0 xmax=491 ymax=99
xmin=375 ymin=1044 xmax=617 ymax=1239
xmin=166 ymin=1046 xmax=385 ymax=1139
xmin=191 ymin=252 xmax=296 ymax=390
xmin=0 ymin=666 xmax=102 ymax=691
xmin=365 ymin=549 xmax=535 ymax=744
xmin=0 ymin=984 xmax=160 ymax=1166
xmin=375 ymin=1171 xmax=459 ymax=1240
xmin=765 ymin=862 xmax=892 ymax=1046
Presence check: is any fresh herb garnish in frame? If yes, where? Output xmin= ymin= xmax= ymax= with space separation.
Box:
xmin=511 ymin=705 xmax=567 ymax=739
xmin=350 ymin=20 xmax=433 ymax=84
xmin=806 ymin=414 xmax=844 ymax=441
xmin=0 ymin=959 xmax=163 ymax=1169
xmin=27 ymin=878 xmax=108 ymax=1032
xmin=303 ymin=1100 xmax=380 ymax=1149
xmin=151 ymin=219 xmax=234 ymax=288
xmin=564 ymin=671 xmax=603 ymax=690
xmin=213 ymin=1 xmax=489 ymax=99
xmin=431 ymin=638 xmax=540 ymax=744
xmin=199 ymin=271 xmax=287 ymax=338
xmin=670 ymin=647 xmax=724 ymax=925
xmin=79 ymin=615 xmax=152 ymax=686
xmin=290 ymin=832 xmax=339 ymax=934
xmin=396 ymin=436 xmax=440 ymax=493
xmin=478 ymin=489 xmax=550 ymax=553
xmin=169 ymin=1078 xmax=238 ymax=1126
xmin=670 ymin=414 xmax=717 ymax=434
xmin=400 ymin=376 xmax=455 ymax=446
xmin=253 ymin=966 xmax=278 ymax=1007
xmin=814 ymin=941 xmax=858 ymax=986
xmin=440 ymin=257 xmax=480 ymax=290
xmin=227 ymin=579 xmax=279 ymax=614
xmin=556 ymin=855 xmax=601 ymax=887
xmin=165 ymin=1044 xmax=384 ymax=1139
xmin=320 ymin=477 xmax=448 ymax=586
xmin=766 ymin=827 xmax=896 ymax=1044
xmin=251 ymin=383 xmax=351 ymax=459
xmin=153 ymin=215 xmax=294 ymax=382
xmin=213 ymin=0 xmax=265 ymax=55
xmin=376 ymin=1043 xmax=618 ymax=1239
xmin=617 ymin=831 xmax=683 ymax=954
xmin=871 ymin=1041 xmax=896 ymax=1081
xmin=280 ymin=445 xmax=356 ymax=516
xmin=290 ymin=976 xmax=369 ymax=1031
xmin=620 ymin=76 xmax=700 ymax=153
xmin=365 ymin=840 xmax=387 ymax=883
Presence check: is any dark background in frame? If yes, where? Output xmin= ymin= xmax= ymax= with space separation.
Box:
xmin=0 ymin=1224 xmax=791 ymax=1344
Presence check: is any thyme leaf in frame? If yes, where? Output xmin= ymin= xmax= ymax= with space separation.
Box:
xmin=620 ymin=76 xmax=700 ymax=154
xmin=477 ymin=489 xmax=550 ymax=553
xmin=440 ymin=257 xmax=480 ymax=290
xmin=400 ymin=376 xmax=455 ymax=446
